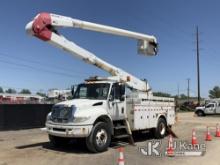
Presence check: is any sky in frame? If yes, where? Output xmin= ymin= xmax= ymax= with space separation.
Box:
xmin=0 ymin=0 xmax=219 ymax=97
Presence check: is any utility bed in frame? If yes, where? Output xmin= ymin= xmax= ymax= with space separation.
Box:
xmin=126 ymin=94 xmax=175 ymax=131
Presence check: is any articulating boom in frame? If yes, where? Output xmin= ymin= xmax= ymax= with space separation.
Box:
xmin=25 ymin=12 xmax=158 ymax=92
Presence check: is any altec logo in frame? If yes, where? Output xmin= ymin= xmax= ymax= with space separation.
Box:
xmin=139 ymin=140 xmax=206 ymax=157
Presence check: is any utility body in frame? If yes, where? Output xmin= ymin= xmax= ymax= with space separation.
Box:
xmin=26 ymin=13 xmax=175 ymax=152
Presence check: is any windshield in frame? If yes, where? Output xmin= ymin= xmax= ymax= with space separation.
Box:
xmin=73 ymin=83 xmax=110 ymax=100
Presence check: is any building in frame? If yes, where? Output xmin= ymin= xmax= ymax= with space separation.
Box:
xmin=0 ymin=93 xmax=44 ymax=104
xmin=47 ymin=89 xmax=72 ymax=100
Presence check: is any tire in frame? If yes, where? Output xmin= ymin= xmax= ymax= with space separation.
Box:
xmin=86 ymin=122 xmax=111 ymax=153
xmin=48 ymin=135 xmax=70 ymax=147
xmin=196 ymin=110 xmax=205 ymax=117
xmin=153 ymin=118 xmax=167 ymax=139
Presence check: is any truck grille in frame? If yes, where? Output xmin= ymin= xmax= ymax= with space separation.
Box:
xmin=53 ymin=128 xmax=66 ymax=132
xmin=51 ymin=105 xmax=73 ymax=123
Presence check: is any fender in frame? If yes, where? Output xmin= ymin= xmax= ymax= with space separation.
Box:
xmin=93 ymin=114 xmax=114 ymax=135
xmin=195 ymin=108 xmax=205 ymax=113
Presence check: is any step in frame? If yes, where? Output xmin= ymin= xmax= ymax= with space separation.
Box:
xmin=114 ymin=134 xmax=131 ymax=139
xmin=114 ymin=125 xmax=127 ymax=130
xmin=113 ymin=120 xmax=127 ymax=125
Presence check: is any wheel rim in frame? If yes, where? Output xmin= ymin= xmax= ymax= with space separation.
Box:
xmin=96 ymin=129 xmax=108 ymax=147
xmin=159 ymin=122 xmax=166 ymax=135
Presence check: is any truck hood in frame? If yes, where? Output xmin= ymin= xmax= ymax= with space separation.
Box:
xmin=56 ymin=99 xmax=105 ymax=109
xmin=195 ymin=106 xmax=205 ymax=110
xmin=52 ymin=99 xmax=108 ymax=125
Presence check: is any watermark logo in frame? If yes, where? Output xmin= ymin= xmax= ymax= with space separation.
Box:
xmin=139 ymin=140 xmax=206 ymax=157
xmin=139 ymin=140 xmax=162 ymax=157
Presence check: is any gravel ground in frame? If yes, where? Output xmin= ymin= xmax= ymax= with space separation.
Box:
xmin=0 ymin=112 xmax=220 ymax=165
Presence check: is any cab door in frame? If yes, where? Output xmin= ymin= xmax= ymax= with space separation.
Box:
xmin=108 ymin=83 xmax=126 ymax=120
xmin=205 ymin=103 xmax=215 ymax=114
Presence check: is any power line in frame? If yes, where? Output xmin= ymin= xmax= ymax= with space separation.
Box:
xmin=0 ymin=58 xmax=85 ymax=78
xmin=0 ymin=52 xmax=91 ymax=76
xmin=129 ymin=9 xmax=192 ymax=43
xmin=112 ymin=5 xmax=192 ymax=46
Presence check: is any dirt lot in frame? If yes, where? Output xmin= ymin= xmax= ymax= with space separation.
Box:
xmin=0 ymin=112 xmax=220 ymax=165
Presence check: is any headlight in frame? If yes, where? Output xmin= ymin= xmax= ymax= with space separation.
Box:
xmin=73 ymin=116 xmax=91 ymax=123
xmin=46 ymin=112 xmax=52 ymax=121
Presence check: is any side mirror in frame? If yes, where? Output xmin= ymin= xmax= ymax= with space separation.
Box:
xmin=108 ymin=95 xmax=114 ymax=102
xmin=120 ymin=95 xmax=125 ymax=102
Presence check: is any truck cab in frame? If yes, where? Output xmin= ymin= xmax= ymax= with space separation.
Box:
xmin=45 ymin=79 xmax=127 ymax=152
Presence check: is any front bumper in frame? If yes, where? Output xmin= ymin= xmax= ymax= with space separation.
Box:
xmin=45 ymin=122 xmax=93 ymax=138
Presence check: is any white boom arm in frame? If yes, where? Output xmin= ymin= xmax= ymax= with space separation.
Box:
xmin=25 ymin=13 xmax=158 ymax=92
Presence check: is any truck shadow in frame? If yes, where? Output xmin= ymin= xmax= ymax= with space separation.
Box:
xmin=205 ymin=114 xmax=220 ymax=117
xmin=111 ymin=131 xmax=155 ymax=147
xmin=15 ymin=132 xmax=155 ymax=154
xmin=16 ymin=139 xmax=92 ymax=154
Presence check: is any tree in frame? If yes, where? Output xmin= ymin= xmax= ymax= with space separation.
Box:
xmin=0 ymin=87 xmax=3 ymax=93
xmin=180 ymin=94 xmax=187 ymax=99
xmin=20 ymin=89 xmax=31 ymax=94
xmin=5 ymin=88 xmax=16 ymax=94
xmin=153 ymin=92 xmax=171 ymax=97
xmin=36 ymin=92 xmax=46 ymax=97
xmin=209 ymin=86 xmax=220 ymax=98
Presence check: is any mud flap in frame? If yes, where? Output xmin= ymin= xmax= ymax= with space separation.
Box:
xmin=167 ymin=126 xmax=178 ymax=138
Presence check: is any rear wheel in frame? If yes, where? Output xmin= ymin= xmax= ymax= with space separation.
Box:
xmin=86 ymin=122 xmax=111 ymax=153
xmin=153 ymin=118 xmax=167 ymax=139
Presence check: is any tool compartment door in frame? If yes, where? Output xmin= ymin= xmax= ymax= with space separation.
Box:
xmin=133 ymin=105 xmax=149 ymax=130
xmin=167 ymin=107 xmax=175 ymax=125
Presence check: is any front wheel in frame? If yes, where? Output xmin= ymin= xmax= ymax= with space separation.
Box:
xmin=153 ymin=118 xmax=167 ymax=139
xmin=86 ymin=122 xmax=111 ymax=153
xmin=196 ymin=110 xmax=205 ymax=117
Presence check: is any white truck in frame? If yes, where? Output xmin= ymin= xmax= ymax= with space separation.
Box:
xmin=195 ymin=99 xmax=220 ymax=116
xmin=26 ymin=12 xmax=175 ymax=152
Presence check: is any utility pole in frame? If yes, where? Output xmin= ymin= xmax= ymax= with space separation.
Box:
xmin=187 ymin=78 xmax=190 ymax=102
xmin=177 ymin=83 xmax=180 ymax=98
xmin=196 ymin=26 xmax=201 ymax=105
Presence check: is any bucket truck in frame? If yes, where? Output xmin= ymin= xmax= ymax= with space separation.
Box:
xmin=26 ymin=13 xmax=175 ymax=153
